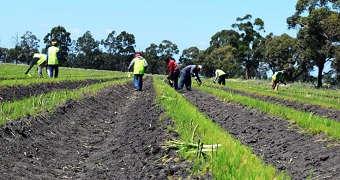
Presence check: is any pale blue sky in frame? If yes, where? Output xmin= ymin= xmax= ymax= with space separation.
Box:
xmin=1 ymin=0 xmax=298 ymax=54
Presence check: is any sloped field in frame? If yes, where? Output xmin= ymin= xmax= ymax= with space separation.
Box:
xmin=0 ymin=76 xmax=339 ymax=179
xmin=0 ymin=77 xmax=201 ymax=179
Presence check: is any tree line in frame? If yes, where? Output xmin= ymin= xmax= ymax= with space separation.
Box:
xmin=0 ymin=0 xmax=339 ymax=88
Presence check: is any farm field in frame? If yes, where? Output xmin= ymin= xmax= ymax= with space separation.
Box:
xmin=0 ymin=64 xmax=339 ymax=179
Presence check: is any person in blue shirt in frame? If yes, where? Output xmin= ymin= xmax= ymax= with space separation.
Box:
xmin=178 ymin=65 xmax=202 ymax=91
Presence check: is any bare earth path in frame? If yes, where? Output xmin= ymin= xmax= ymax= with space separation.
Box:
xmin=1 ymin=78 xmax=340 ymax=179
xmin=212 ymin=85 xmax=340 ymax=122
xmin=0 ymin=77 xmax=199 ymax=179
xmin=181 ymin=89 xmax=340 ymax=179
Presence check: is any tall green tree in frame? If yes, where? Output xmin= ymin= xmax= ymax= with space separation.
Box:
xmin=43 ymin=26 xmax=72 ymax=66
xmin=115 ymin=31 xmax=136 ymax=71
xmin=264 ymin=33 xmax=299 ymax=79
xmin=231 ymin=14 xmax=265 ymax=80
xmin=179 ymin=46 xmax=200 ymax=67
xmin=287 ymin=0 xmax=339 ymax=87
xmin=75 ymin=31 xmax=101 ymax=69
xmin=144 ymin=43 xmax=159 ymax=74
xmin=157 ymin=40 xmax=179 ymax=74
xmin=18 ymin=31 xmax=40 ymax=65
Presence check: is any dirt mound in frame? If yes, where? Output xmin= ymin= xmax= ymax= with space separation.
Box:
xmin=0 ymin=77 xmax=202 ymax=179
xmin=213 ymin=85 xmax=340 ymax=122
xmin=181 ymin=89 xmax=340 ymax=179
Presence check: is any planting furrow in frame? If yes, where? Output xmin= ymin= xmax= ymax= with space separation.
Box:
xmin=180 ymin=89 xmax=340 ymax=180
xmin=0 ymin=78 xmax=122 ymax=103
xmin=213 ymin=85 xmax=340 ymax=122
xmin=0 ymin=77 xmax=198 ymax=179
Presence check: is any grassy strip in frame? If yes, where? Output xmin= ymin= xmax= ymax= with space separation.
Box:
xmin=153 ymin=77 xmax=289 ymax=179
xmin=225 ymin=79 xmax=340 ymax=110
xmin=198 ymin=85 xmax=340 ymax=140
xmin=0 ymin=63 xmax=128 ymax=86
xmin=0 ymin=78 xmax=130 ymax=125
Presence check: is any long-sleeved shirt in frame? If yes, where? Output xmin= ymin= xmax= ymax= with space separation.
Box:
xmin=167 ymin=59 xmax=179 ymax=74
xmin=181 ymin=65 xmax=201 ymax=82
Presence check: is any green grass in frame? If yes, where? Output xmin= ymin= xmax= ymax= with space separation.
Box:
xmin=153 ymin=76 xmax=290 ymax=179
xmin=197 ymin=84 xmax=340 ymax=140
xmin=223 ymin=79 xmax=340 ymax=110
xmin=0 ymin=63 xmax=128 ymax=86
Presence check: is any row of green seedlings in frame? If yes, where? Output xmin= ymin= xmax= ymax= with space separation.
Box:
xmin=153 ymin=77 xmax=290 ymax=180
xmin=162 ymin=121 xmax=222 ymax=172
xmin=0 ymin=64 xmax=128 ymax=86
xmin=224 ymin=80 xmax=340 ymax=110
xmin=0 ymin=78 xmax=130 ymax=125
xmin=197 ymin=85 xmax=340 ymax=141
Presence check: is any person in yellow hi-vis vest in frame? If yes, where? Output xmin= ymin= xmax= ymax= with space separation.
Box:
xmin=271 ymin=70 xmax=287 ymax=91
xmin=46 ymin=39 xmax=62 ymax=78
xmin=25 ymin=53 xmax=47 ymax=78
xmin=213 ymin=69 xmax=227 ymax=85
xmin=33 ymin=53 xmax=46 ymax=78
xmin=128 ymin=53 xmax=148 ymax=91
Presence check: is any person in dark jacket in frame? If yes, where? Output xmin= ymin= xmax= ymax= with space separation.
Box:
xmin=165 ymin=57 xmax=180 ymax=90
xmin=178 ymin=65 xmax=202 ymax=91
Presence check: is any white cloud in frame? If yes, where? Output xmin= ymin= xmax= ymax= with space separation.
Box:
xmin=69 ymin=28 xmax=81 ymax=35
xmin=104 ymin=29 xmax=113 ymax=33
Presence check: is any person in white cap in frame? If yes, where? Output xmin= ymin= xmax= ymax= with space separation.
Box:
xmin=178 ymin=65 xmax=202 ymax=91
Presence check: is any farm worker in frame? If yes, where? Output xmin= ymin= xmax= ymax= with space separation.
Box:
xmin=128 ymin=53 xmax=148 ymax=91
xmin=25 ymin=53 xmax=47 ymax=78
xmin=213 ymin=69 xmax=227 ymax=85
xmin=165 ymin=57 xmax=180 ymax=90
xmin=46 ymin=39 xmax=62 ymax=78
xmin=178 ymin=65 xmax=202 ymax=91
xmin=271 ymin=70 xmax=287 ymax=91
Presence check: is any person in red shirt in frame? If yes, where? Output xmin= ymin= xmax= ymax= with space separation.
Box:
xmin=165 ymin=57 xmax=180 ymax=90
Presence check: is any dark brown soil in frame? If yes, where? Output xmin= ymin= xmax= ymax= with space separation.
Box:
xmin=180 ymin=88 xmax=340 ymax=180
xmin=0 ymin=77 xmax=339 ymax=179
xmin=0 ymin=78 xmax=121 ymax=103
xmin=211 ymin=85 xmax=340 ymax=122
xmin=0 ymin=77 xmax=203 ymax=179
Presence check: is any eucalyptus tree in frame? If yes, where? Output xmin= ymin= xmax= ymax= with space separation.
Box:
xmin=144 ymin=43 xmax=159 ymax=74
xmin=0 ymin=47 xmax=8 ymax=62
xmin=205 ymin=45 xmax=240 ymax=78
xmin=18 ymin=31 xmax=40 ymax=65
xmin=157 ymin=40 xmax=179 ymax=74
xmin=179 ymin=46 xmax=200 ymax=67
xmin=231 ymin=14 xmax=265 ymax=80
xmin=43 ymin=26 xmax=72 ymax=66
xmin=207 ymin=29 xmax=240 ymax=54
xmin=115 ymin=31 xmax=136 ymax=71
xmin=264 ymin=34 xmax=298 ymax=80
xmin=75 ymin=31 xmax=101 ymax=69
xmin=287 ymin=0 xmax=339 ymax=87
xmin=332 ymin=45 xmax=340 ymax=84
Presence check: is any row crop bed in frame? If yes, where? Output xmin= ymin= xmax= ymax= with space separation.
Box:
xmin=0 ymin=64 xmax=339 ymax=179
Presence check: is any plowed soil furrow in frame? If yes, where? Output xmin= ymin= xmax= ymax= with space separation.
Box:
xmin=214 ymin=85 xmax=340 ymax=122
xmin=181 ymin=89 xmax=340 ymax=180
xmin=0 ymin=78 xmax=120 ymax=103
xmin=0 ymin=77 xmax=199 ymax=179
